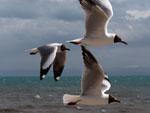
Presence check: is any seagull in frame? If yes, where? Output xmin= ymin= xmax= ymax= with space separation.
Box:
xmin=63 ymin=46 xmax=120 ymax=106
xmin=29 ymin=43 xmax=70 ymax=81
xmin=68 ymin=0 xmax=127 ymax=46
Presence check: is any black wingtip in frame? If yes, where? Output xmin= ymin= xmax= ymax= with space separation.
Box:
xmin=81 ymin=46 xmax=87 ymax=59
xmin=40 ymin=66 xmax=51 ymax=81
xmin=40 ymin=75 xmax=45 ymax=80
xmin=40 ymin=76 xmax=43 ymax=80
xmin=81 ymin=46 xmax=88 ymax=55
xmin=81 ymin=46 xmax=97 ymax=63
xmin=53 ymin=66 xmax=64 ymax=82
xmin=81 ymin=45 xmax=86 ymax=50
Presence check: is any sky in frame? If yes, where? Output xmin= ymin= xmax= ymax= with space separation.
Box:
xmin=0 ymin=0 xmax=150 ymax=76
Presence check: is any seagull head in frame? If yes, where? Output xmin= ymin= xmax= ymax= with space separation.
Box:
xmin=114 ymin=35 xmax=128 ymax=45
xmin=60 ymin=44 xmax=70 ymax=51
xmin=108 ymin=95 xmax=120 ymax=104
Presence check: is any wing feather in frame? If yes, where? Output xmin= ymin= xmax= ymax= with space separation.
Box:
xmin=81 ymin=46 xmax=105 ymax=96
xmin=53 ymin=51 xmax=67 ymax=81
xmin=80 ymin=0 xmax=113 ymax=38
xmin=38 ymin=46 xmax=58 ymax=80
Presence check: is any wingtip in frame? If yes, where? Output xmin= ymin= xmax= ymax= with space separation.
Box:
xmin=81 ymin=46 xmax=98 ymax=63
xmin=81 ymin=46 xmax=88 ymax=55
xmin=81 ymin=46 xmax=86 ymax=56
xmin=81 ymin=45 xmax=86 ymax=50
xmin=54 ymin=76 xmax=61 ymax=81
xmin=28 ymin=48 xmax=38 ymax=55
xmin=40 ymin=75 xmax=46 ymax=80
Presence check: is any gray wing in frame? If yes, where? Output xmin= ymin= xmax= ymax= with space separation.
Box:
xmin=53 ymin=51 xmax=67 ymax=81
xmin=38 ymin=45 xmax=58 ymax=80
xmin=91 ymin=0 xmax=113 ymax=17
xmin=81 ymin=46 xmax=105 ymax=96
xmin=79 ymin=0 xmax=113 ymax=38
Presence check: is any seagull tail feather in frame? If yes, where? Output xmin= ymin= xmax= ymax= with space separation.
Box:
xmin=63 ymin=94 xmax=80 ymax=105
xmin=66 ymin=38 xmax=82 ymax=45
xmin=29 ymin=48 xmax=39 ymax=55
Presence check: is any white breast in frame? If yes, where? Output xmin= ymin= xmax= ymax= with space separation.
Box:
xmin=78 ymin=95 xmax=108 ymax=106
xmin=81 ymin=38 xmax=114 ymax=46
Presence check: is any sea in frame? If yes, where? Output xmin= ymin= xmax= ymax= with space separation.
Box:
xmin=0 ymin=75 xmax=150 ymax=113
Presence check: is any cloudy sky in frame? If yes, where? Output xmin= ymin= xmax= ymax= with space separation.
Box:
xmin=0 ymin=0 xmax=150 ymax=76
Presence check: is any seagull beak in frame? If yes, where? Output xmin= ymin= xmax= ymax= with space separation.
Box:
xmin=115 ymin=99 xmax=121 ymax=103
xmin=65 ymin=47 xmax=70 ymax=51
xmin=121 ymin=41 xmax=128 ymax=45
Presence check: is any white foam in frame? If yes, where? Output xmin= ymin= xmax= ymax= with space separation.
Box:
xmin=49 ymin=94 xmax=53 ymax=97
xmin=101 ymin=109 xmax=106 ymax=113
xmin=35 ymin=94 xmax=41 ymax=99
xmin=76 ymin=106 xmax=82 ymax=110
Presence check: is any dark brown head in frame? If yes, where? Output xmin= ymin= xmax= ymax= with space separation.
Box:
xmin=85 ymin=0 xmax=96 ymax=5
xmin=60 ymin=44 xmax=70 ymax=51
xmin=109 ymin=95 xmax=120 ymax=104
xmin=114 ymin=35 xmax=128 ymax=45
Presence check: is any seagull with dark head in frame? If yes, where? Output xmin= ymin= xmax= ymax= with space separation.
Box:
xmin=63 ymin=46 xmax=120 ymax=106
xmin=28 ymin=43 xmax=70 ymax=81
xmin=68 ymin=0 xmax=128 ymax=46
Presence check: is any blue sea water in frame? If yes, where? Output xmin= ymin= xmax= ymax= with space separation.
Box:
xmin=0 ymin=75 xmax=150 ymax=113
xmin=1 ymin=75 xmax=149 ymax=88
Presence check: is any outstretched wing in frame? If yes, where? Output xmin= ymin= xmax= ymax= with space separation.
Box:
xmin=101 ymin=74 xmax=111 ymax=94
xmin=38 ymin=45 xmax=58 ymax=80
xmin=53 ymin=51 xmax=67 ymax=81
xmin=79 ymin=0 xmax=113 ymax=38
xmin=81 ymin=46 xmax=105 ymax=96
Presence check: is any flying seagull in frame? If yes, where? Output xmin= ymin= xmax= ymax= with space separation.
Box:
xmin=68 ymin=0 xmax=127 ymax=46
xmin=29 ymin=43 xmax=70 ymax=81
xmin=63 ymin=46 xmax=120 ymax=106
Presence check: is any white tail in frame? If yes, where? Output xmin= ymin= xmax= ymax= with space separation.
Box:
xmin=29 ymin=48 xmax=39 ymax=55
xmin=63 ymin=94 xmax=80 ymax=105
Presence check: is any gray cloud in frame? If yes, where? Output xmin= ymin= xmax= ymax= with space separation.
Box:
xmin=126 ymin=10 xmax=150 ymax=20
xmin=0 ymin=0 xmax=82 ymax=21
xmin=125 ymin=65 xmax=140 ymax=69
xmin=111 ymin=0 xmax=126 ymax=3
xmin=0 ymin=0 xmax=150 ymax=75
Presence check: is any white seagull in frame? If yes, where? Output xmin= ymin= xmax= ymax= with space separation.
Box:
xmin=63 ymin=46 xmax=120 ymax=106
xmin=68 ymin=0 xmax=127 ymax=46
xmin=29 ymin=43 xmax=70 ymax=81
